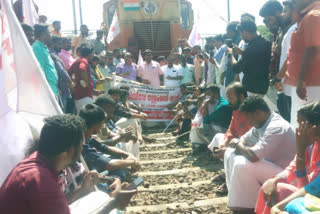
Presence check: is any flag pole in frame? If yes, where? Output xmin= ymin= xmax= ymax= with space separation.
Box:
xmin=72 ymin=0 xmax=78 ymax=35
xmin=227 ymin=0 xmax=230 ymax=22
xmin=79 ymin=0 xmax=83 ymax=25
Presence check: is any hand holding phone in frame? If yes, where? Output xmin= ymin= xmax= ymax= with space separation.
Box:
xmin=127 ymin=177 xmax=144 ymax=190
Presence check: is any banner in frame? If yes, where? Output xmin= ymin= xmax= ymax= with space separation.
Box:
xmin=112 ymin=75 xmax=181 ymax=121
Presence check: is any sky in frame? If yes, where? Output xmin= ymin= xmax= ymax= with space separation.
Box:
xmin=33 ymin=0 xmax=268 ymax=36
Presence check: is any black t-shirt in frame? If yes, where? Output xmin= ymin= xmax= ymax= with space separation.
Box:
xmin=234 ymin=35 xmax=271 ymax=95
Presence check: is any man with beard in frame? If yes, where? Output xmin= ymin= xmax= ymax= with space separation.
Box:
xmin=260 ymin=0 xmax=286 ymax=80
xmin=208 ymin=82 xmax=252 ymax=159
xmin=223 ymin=96 xmax=296 ymax=213
xmin=260 ymin=0 xmax=296 ymax=123
xmin=208 ymin=82 xmax=252 ymax=194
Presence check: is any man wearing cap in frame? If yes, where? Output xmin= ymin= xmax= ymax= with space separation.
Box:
xmin=137 ymin=50 xmax=164 ymax=87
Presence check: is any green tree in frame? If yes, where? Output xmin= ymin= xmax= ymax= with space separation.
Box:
xmin=257 ymin=25 xmax=273 ymax=42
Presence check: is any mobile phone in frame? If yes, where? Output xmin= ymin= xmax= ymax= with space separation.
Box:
xmin=128 ymin=177 xmax=144 ymax=190
xmin=99 ymin=176 xmax=115 ymax=183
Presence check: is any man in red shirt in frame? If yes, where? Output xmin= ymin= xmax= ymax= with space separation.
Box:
xmin=208 ymin=82 xmax=252 ymax=159
xmin=284 ymin=0 xmax=320 ymax=128
xmin=208 ymin=82 xmax=252 ymax=194
xmin=0 ymin=115 xmax=86 ymax=214
xmin=68 ymin=43 xmax=94 ymax=114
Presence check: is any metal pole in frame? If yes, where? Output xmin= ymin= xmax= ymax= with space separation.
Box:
xmin=227 ymin=0 xmax=231 ymax=22
xmin=72 ymin=0 xmax=78 ymax=35
xmin=79 ymin=0 xmax=83 ymax=25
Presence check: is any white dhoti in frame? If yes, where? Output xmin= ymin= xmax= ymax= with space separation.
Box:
xmin=208 ymin=133 xmax=225 ymax=152
xmin=224 ymin=148 xmax=283 ymax=209
xmin=290 ymin=86 xmax=320 ymax=128
xmin=116 ymin=118 xmax=142 ymax=159
xmin=75 ymin=97 xmax=93 ymax=114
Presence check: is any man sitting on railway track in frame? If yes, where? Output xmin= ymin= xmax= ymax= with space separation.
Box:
xmin=0 ymin=114 xmax=132 ymax=213
xmin=224 ymin=96 xmax=296 ymax=213
xmin=208 ymin=82 xmax=252 ymax=193
xmin=94 ymin=94 xmax=142 ymax=159
xmin=190 ymin=84 xmax=233 ymax=154
xmin=208 ymin=82 xmax=252 ymax=160
xmin=80 ymin=104 xmax=140 ymax=181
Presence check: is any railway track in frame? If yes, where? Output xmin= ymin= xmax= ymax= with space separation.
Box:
xmin=125 ymin=131 xmax=232 ymax=214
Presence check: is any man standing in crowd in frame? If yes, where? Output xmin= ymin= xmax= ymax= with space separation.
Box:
xmin=284 ymin=0 xmax=320 ymax=128
xmin=51 ymin=21 xmax=62 ymax=37
xmin=221 ymin=22 xmax=240 ymax=88
xmin=49 ymin=36 xmax=73 ymax=113
xmin=137 ymin=49 xmax=163 ymax=87
xmin=32 ymin=24 xmax=59 ymax=97
xmin=116 ymin=52 xmax=138 ymax=81
xmin=224 ymin=96 xmax=296 ymax=213
xmin=106 ymin=51 xmax=117 ymax=73
xmin=182 ymin=47 xmax=194 ymax=65
xmin=72 ymin=24 xmax=89 ymax=58
xmin=39 ymin=15 xmax=48 ymax=24
xmin=113 ymin=48 xmax=125 ymax=66
xmin=59 ymin=37 xmax=75 ymax=71
xmin=68 ymin=43 xmax=94 ymax=113
xmin=89 ymin=30 xmax=107 ymax=55
xmin=162 ymin=55 xmax=183 ymax=88
xmin=233 ymin=20 xmax=271 ymax=96
xmin=260 ymin=0 xmax=285 ymax=80
xmin=21 ymin=23 xmax=34 ymax=46
xmin=274 ymin=0 xmax=298 ymax=122
xmin=204 ymin=37 xmax=216 ymax=85
xmin=179 ymin=55 xmax=195 ymax=85
xmin=193 ymin=45 xmax=204 ymax=85
xmin=260 ymin=0 xmax=293 ymax=122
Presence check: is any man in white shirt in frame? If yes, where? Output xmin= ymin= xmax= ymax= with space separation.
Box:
xmin=224 ymin=96 xmax=296 ymax=213
xmin=162 ymin=55 xmax=183 ymax=88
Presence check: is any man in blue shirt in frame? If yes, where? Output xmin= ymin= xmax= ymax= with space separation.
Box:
xmin=32 ymin=24 xmax=59 ymax=97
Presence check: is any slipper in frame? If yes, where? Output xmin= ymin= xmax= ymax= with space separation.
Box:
xmin=216 ymin=183 xmax=228 ymax=195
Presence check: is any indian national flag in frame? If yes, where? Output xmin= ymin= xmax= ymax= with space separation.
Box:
xmin=123 ymin=0 xmax=140 ymax=11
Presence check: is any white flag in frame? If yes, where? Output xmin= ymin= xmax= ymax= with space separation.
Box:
xmin=107 ymin=11 xmax=120 ymax=44
xmin=0 ymin=0 xmax=62 ymax=185
xmin=22 ymin=0 xmax=38 ymax=26
xmin=188 ymin=11 xmax=201 ymax=47
xmin=138 ymin=50 xmax=143 ymax=66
